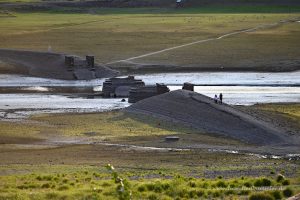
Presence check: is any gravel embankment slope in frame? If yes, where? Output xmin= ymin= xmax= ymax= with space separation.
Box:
xmin=126 ymin=90 xmax=296 ymax=146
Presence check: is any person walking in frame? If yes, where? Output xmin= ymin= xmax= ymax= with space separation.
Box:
xmin=214 ymin=94 xmax=218 ymax=103
xmin=219 ymin=93 xmax=223 ymax=104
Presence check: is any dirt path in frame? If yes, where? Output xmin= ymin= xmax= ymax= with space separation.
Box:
xmin=106 ymin=17 xmax=300 ymax=66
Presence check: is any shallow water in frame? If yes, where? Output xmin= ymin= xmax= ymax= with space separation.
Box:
xmin=1 ymin=71 xmax=299 ymax=87
xmin=0 ymin=94 xmax=129 ymax=120
xmin=139 ymin=71 xmax=300 ymax=105
xmin=0 ymin=72 xmax=299 ymax=119
xmin=0 ymin=74 xmax=105 ymax=87
xmin=136 ymin=71 xmax=300 ymax=86
xmin=169 ymin=86 xmax=300 ymax=105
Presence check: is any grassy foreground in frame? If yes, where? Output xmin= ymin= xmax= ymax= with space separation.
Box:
xmin=0 ymin=165 xmax=299 ymax=200
xmin=0 ymin=104 xmax=300 ymax=199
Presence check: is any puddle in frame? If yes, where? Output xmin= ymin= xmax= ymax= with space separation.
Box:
xmin=22 ymin=86 xmax=49 ymax=92
xmin=208 ymin=148 xmax=300 ymax=160
xmin=95 ymin=142 xmax=189 ymax=152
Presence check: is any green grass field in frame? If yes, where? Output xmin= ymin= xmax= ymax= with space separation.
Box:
xmin=0 ymin=7 xmax=299 ymax=72
xmin=0 ymin=166 xmax=299 ymax=200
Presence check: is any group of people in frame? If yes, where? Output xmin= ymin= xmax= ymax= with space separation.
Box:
xmin=214 ymin=93 xmax=223 ymax=104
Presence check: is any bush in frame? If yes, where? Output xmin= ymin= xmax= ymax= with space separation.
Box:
xmin=244 ymin=182 xmax=252 ymax=188
xmin=153 ymin=184 xmax=162 ymax=193
xmin=249 ymin=193 xmax=274 ymax=200
xmin=196 ymin=190 xmax=205 ymax=197
xmin=254 ymin=179 xmax=263 ymax=187
xmin=224 ymin=190 xmax=235 ymax=196
xmin=188 ymin=190 xmax=197 ymax=198
xmin=58 ymin=185 xmax=69 ymax=191
xmin=137 ymin=185 xmax=146 ymax=192
xmin=43 ymin=175 xmax=53 ymax=181
xmin=201 ymin=182 xmax=209 ymax=189
xmin=41 ymin=183 xmax=51 ymax=188
xmin=84 ymin=177 xmax=91 ymax=182
xmin=146 ymin=183 xmax=155 ymax=191
xmin=162 ymin=183 xmax=170 ymax=190
xmin=62 ymin=179 xmax=68 ymax=183
xmin=212 ymin=191 xmax=221 ymax=198
xmin=271 ymin=190 xmax=282 ymax=200
xmin=178 ymin=189 xmax=189 ymax=198
xmin=36 ymin=175 xmax=53 ymax=181
xmin=282 ymin=188 xmax=293 ymax=198
xmin=216 ymin=180 xmax=227 ymax=188
xmin=17 ymin=185 xmax=28 ymax=189
xmin=53 ymin=177 xmax=59 ymax=182
xmin=261 ymin=178 xmax=272 ymax=186
xmin=254 ymin=178 xmax=272 ymax=187
xmin=282 ymin=180 xmax=290 ymax=186
xmin=276 ymin=174 xmax=285 ymax=183
xmin=188 ymin=181 xmax=196 ymax=188
xmin=148 ymin=194 xmax=158 ymax=200
xmin=101 ymin=182 xmax=111 ymax=187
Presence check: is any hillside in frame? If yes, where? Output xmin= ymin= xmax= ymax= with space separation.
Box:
xmin=126 ymin=90 xmax=299 ymax=147
xmin=0 ymin=49 xmax=119 ymax=79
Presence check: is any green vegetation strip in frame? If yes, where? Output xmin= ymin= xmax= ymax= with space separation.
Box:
xmin=0 ymin=164 xmax=299 ymax=200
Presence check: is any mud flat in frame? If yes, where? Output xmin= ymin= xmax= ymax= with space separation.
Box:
xmin=0 ymin=94 xmax=129 ymax=120
xmin=126 ymin=90 xmax=299 ymax=147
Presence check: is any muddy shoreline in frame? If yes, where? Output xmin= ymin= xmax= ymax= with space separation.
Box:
xmin=116 ymin=63 xmax=300 ymax=76
xmin=1 ymin=48 xmax=300 ymax=80
xmin=1 ymin=63 xmax=300 ymax=81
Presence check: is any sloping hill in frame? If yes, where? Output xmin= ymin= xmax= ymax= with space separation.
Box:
xmin=0 ymin=49 xmax=118 ymax=80
xmin=125 ymin=90 xmax=294 ymax=145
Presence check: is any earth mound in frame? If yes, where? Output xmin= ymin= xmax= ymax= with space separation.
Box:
xmin=126 ymin=90 xmax=293 ymax=146
xmin=0 ymin=49 xmax=119 ymax=80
